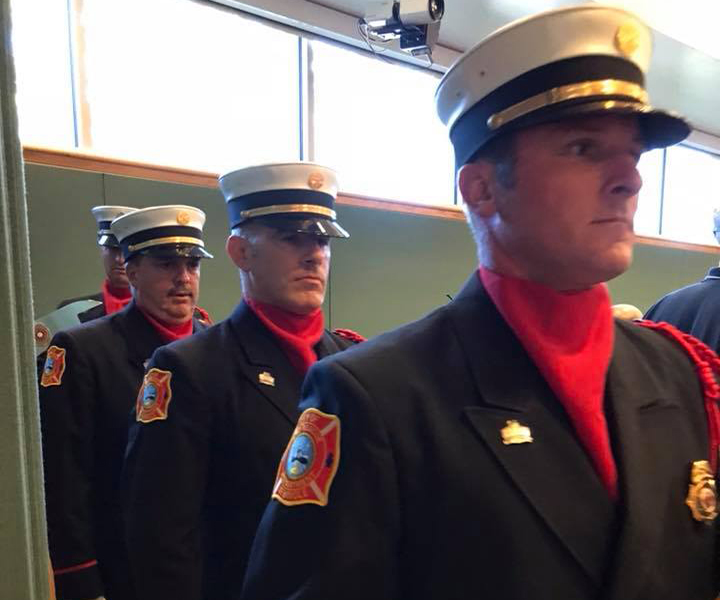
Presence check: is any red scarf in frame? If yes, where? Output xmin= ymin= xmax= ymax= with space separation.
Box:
xmin=101 ymin=278 xmax=132 ymax=315
xmin=138 ymin=306 xmax=194 ymax=343
xmin=247 ymin=298 xmax=324 ymax=374
xmin=479 ymin=267 xmax=618 ymax=500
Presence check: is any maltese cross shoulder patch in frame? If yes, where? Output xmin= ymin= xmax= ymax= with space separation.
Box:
xmin=272 ymin=408 xmax=341 ymax=507
xmin=41 ymin=345 xmax=66 ymax=387
xmin=136 ymin=368 xmax=173 ymax=423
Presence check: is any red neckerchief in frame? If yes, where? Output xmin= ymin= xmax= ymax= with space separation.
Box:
xmin=246 ymin=298 xmax=324 ymax=374
xmin=101 ymin=278 xmax=132 ymax=315
xmin=479 ymin=267 xmax=618 ymax=500
xmin=138 ymin=306 xmax=194 ymax=343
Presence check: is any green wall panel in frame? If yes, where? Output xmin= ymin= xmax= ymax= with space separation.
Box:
xmin=608 ymin=243 xmax=717 ymax=313
xmin=26 ymin=164 xmax=104 ymax=316
xmin=25 ymin=163 xmax=720 ymax=339
xmin=329 ymin=204 xmax=476 ymax=337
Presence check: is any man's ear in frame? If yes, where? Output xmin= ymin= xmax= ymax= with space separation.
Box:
xmin=125 ymin=257 xmax=140 ymax=287
xmin=226 ymin=235 xmax=252 ymax=271
xmin=457 ymin=162 xmax=497 ymax=219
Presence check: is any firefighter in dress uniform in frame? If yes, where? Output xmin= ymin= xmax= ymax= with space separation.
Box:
xmin=40 ymin=205 xmax=213 ymax=600
xmin=645 ymin=209 xmax=720 ymax=351
xmin=122 ymin=163 xmax=363 ymax=600
xmin=241 ymin=6 xmax=719 ymax=600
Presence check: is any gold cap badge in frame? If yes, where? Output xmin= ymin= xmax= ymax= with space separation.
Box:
xmin=686 ymin=460 xmax=718 ymax=523
xmin=176 ymin=210 xmax=190 ymax=225
xmin=307 ymin=172 xmax=325 ymax=190
xmin=501 ymin=420 xmax=533 ymax=445
xmin=614 ymin=23 xmax=640 ymax=57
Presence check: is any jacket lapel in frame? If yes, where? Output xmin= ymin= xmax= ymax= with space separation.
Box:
xmin=449 ymin=274 xmax=617 ymax=588
xmin=113 ymin=302 xmax=166 ymax=370
xmin=229 ymin=302 xmax=304 ymax=425
xmin=601 ymin=324 xmax=683 ymax=600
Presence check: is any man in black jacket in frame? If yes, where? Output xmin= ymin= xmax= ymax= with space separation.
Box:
xmin=39 ymin=204 xmax=213 ymax=600
xmin=123 ymin=162 xmax=362 ymax=600
xmin=645 ymin=210 xmax=720 ymax=350
xmin=55 ymin=205 xmax=136 ymax=320
xmin=241 ymin=6 xmax=718 ymax=600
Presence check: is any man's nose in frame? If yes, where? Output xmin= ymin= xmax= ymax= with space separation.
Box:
xmin=607 ymin=155 xmax=643 ymax=199
xmin=303 ymin=240 xmax=327 ymax=264
xmin=174 ymin=264 xmax=193 ymax=282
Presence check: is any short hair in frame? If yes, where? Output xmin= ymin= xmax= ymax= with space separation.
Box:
xmin=467 ymin=131 xmax=517 ymax=189
xmin=230 ymin=221 xmax=262 ymax=241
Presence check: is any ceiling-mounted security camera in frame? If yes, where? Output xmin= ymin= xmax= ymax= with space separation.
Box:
xmin=361 ymin=0 xmax=444 ymax=58
xmin=397 ymin=0 xmax=444 ymax=26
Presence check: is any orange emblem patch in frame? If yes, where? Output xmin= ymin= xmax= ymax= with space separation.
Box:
xmin=272 ymin=408 xmax=341 ymax=507
xmin=41 ymin=346 xmax=67 ymax=387
xmin=136 ymin=368 xmax=173 ymax=424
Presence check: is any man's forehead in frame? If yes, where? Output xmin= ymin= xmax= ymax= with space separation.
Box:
xmin=545 ymin=114 xmax=642 ymax=137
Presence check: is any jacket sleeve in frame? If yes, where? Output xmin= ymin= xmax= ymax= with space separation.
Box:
xmin=122 ymin=345 xmax=212 ymax=600
xmin=39 ymin=330 xmax=104 ymax=600
xmin=241 ymin=357 xmax=401 ymax=600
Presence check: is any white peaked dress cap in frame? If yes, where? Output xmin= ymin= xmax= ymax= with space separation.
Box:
xmin=219 ymin=162 xmax=348 ymax=239
xmin=435 ymin=4 xmax=690 ymax=166
xmin=111 ymin=205 xmax=213 ymax=261
xmin=91 ymin=205 xmax=137 ymax=247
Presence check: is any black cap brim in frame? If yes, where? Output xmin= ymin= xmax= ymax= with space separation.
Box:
xmin=134 ymin=244 xmax=213 ymax=260
xmin=97 ymin=234 xmax=120 ymax=248
xmin=253 ymin=215 xmax=350 ymax=239
xmin=474 ymin=100 xmax=690 ymax=163
xmin=522 ymin=100 xmax=689 ymax=149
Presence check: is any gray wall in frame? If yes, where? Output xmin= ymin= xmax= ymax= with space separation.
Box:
xmin=26 ymin=163 xmax=719 ymax=338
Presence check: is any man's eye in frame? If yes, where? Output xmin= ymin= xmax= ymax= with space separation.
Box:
xmin=568 ymin=140 xmax=596 ymax=156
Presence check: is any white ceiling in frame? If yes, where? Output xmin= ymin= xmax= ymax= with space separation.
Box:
xmin=306 ymin=0 xmax=720 ymax=135
xmin=312 ymin=0 xmax=720 ymax=59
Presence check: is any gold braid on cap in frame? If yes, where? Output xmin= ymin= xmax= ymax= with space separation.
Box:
xmin=486 ymin=79 xmax=649 ymax=130
xmin=240 ymin=204 xmax=336 ymax=220
xmin=128 ymin=236 xmax=204 ymax=252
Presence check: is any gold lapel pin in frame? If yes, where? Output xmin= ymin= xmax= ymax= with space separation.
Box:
xmin=258 ymin=371 xmax=275 ymax=387
xmin=686 ymin=460 xmax=718 ymax=523
xmin=501 ymin=420 xmax=533 ymax=445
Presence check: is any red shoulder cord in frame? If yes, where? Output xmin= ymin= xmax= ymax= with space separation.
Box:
xmin=636 ymin=320 xmax=720 ymax=472
xmin=332 ymin=328 xmax=366 ymax=343
xmin=194 ymin=306 xmax=213 ymax=325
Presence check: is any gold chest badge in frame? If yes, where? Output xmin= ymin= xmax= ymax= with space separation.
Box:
xmin=500 ymin=420 xmax=533 ymax=445
xmin=686 ymin=460 xmax=718 ymax=523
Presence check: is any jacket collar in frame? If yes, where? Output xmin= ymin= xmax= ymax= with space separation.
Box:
xmin=447 ymin=273 xmax=689 ymax=597
xmin=229 ymin=301 xmax=327 ymax=424
xmin=448 ymin=274 xmax=617 ymax=588
xmin=110 ymin=301 xmax=166 ymax=369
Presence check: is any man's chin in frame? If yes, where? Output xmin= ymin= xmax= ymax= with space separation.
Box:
xmin=110 ymin=276 xmax=130 ymax=289
xmin=286 ymin=293 xmax=324 ymax=315
xmin=160 ymin=305 xmax=194 ymax=324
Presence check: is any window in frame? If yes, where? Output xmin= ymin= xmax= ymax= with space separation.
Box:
xmin=309 ymin=39 xmax=456 ymax=206
xmin=10 ymin=0 xmax=720 ymax=230
xmin=78 ymin=0 xmax=300 ymax=173
xmin=634 ymin=148 xmax=664 ymax=236
xmin=11 ymin=0 xmax=76 ymax=147
xmin=660 ymin=144 xmax=720 ymax=245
